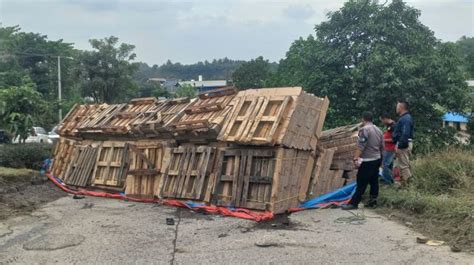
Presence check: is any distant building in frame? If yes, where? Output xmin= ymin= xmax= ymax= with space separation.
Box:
xmin=178 ymin=75 xmax=227 ymax=93
xmin=148 ymin=78 xmax=166 ymax=85
xmin=163 ymin=80 xmax=179 ymax=94
xmin=148 ymin=75 xmax=227 ymax=94
xmin=466 ymin=80 xmax=474 ymax=88
xmin=443 ymin=112 xmax=469 ymax=131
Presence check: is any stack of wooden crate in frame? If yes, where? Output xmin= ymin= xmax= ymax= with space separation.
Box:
xmin=50 ymin=87 xmax=343 ymax=214
xmin=304 ymin=123 xmax=363 ymax=199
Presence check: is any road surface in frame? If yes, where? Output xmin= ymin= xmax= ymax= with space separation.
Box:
xmin=0 ymin=195 xmax=471 ymax=264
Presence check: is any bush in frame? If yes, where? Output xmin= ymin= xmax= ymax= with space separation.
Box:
xmin=378 ymin=148 xmax=474 ymax=252
xmin=411 ymin=148 xmax=474 ymax=194
xmin=0 ymin=143 xmax=52 ymax=169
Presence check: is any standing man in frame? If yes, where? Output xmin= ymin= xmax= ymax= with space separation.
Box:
xmin=380 ymin=113 xmax=396 ymax=185
xmin=342 ymin=112 xmax=384 ymax=210
xmin=392 ymin=100 xmax=414 ymax=188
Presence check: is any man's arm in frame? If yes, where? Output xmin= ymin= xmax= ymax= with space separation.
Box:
xmin=392 ymin=123 xmax=400 ymax=144
xmin=354 ymin=128 xmax=368 ymax=161
xmin=398 ymin=120 xmax=410 ymax=149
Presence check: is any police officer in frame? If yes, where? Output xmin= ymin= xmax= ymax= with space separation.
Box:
xmin=342 ymin=111 xmax=384 ymax=210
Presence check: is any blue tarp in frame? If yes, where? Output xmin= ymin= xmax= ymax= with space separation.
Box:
xmin=299 ymin=182 xmax=356 ymax=209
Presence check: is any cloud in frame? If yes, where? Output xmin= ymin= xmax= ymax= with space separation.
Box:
xmin=0 ymin=0 xmax=472 ymax=65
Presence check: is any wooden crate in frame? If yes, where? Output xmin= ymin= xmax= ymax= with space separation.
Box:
xmin=218 ymin=87 xmax=329 ymax=150
xmin=124 ymin=140 xmax=171 ymax=198
xmin=62 ymin=145 xmax=99 ymax=187
xmin=91 ymin=141 xmax=130 ymax=187
xmin=319 ymin=123 xmax=362 ymax=171
xmin=130 ymin=98 xmax=191 ymax=137
xmin=279 ymin=92 xmax=329 ymax=150
xmin=50 ymin=137 xmax=77 ymax=179
xmin=57 ymin=104 xmax=108 ymax=137
xmin=170 ymin=87 xmax=236 ymax=141
xmin=306 ymin=147 xmax=342 ymax=199
xmin=212 ymin=147 xmax=312 ymax=213
xmin=77 ymin=104 xmax=127 ymax=135
xmin=160 ymin=146 xmax=216 ymax=201
xmin=99 ymin=98 xmax=158 ymax=135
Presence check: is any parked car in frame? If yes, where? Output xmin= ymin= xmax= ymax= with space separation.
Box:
xmin=12 ymin=127 xmax=49 ymax=144
xmin=0 ymin=129 xmax=10 ymax=144
xmin=47 ymin=125 xmax=60 ymax=144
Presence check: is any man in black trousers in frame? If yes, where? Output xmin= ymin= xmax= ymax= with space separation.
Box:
xmin=342 ymin=111 xmax=384 ymax=210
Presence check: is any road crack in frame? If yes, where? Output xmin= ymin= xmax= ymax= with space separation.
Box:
xmin=170 ymin=208 xmax=182 ymax=265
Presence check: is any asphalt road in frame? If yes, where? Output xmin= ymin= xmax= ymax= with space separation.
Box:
xmin=0 ymin=195 xmax=471 ymax=264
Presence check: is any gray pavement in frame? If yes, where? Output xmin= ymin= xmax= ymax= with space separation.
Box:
xmin=0 ymin=195 xmax=472 ymax=264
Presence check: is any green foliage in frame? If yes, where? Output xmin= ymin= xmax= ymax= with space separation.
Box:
xmin=377 ymin=148 xmax=474 ymax=251
xmin=0 ymin=143 xmax=52 ymax=169
xmin=411 ymin=148 xmax=474 ymax=194
xmin=232 ymin=56 xmax=271 ymax=89
xmin=74 ymin=36 xmax=139 ymax=103
xmin=135 ymin=58 xmax=246 ymax=81
xmin=453 ymin=36 xmax=474 ymax=78
xmin=270 ymin=0 xmax=471 ymax=153
xmin=138 ymin=81 xmax=169 ymax=98
xmin=0 ymin=25 xmax=80 ymax=126
xmin=0 ymin=84 xmax=49 ymax=142
xmin=174 ymin=84 xmax=196 ymax=98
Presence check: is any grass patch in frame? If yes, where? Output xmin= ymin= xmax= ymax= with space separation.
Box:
xmin=0 ymin=166 xmax=35 ymax=179
xmin=377 ymin=148 xmax=474 ymax=253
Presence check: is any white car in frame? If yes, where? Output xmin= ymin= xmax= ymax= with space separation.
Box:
xmin=47 ymin=125 xmax=60 ymax=144
xmin=12 ymin=127 xmax=49 ymax=144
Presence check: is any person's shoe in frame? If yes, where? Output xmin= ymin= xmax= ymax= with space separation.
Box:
xmin=341 ymin=204 xmax=358 ymax=210
xmin=365 ymin=199 xmax=377 ymax=208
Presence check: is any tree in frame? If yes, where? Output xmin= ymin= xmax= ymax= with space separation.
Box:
xmin=453 ymin=36 xmax=474 ymax=78
xmin=0 ymin=25 xmax=79 ymax=126
xmin=270 ymin=0 xmax=471 ymax=152
xmin=0 ymin=83 xmax=49 ymax=142
xmin=75 ymin=36 xmax=139 ymax=103
xmin=232 ymin=56 xmax=271 ymax=89
xmin=138 ymin=81 xmax=169 ymax=98
xmin=174 ymin=84 xmax=196 ymax=98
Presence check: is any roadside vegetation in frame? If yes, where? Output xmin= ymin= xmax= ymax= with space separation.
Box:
xmin=0 ymin=143 xmax=52 ymax=169
xmin=377 ymin=148 xmax=474 ymax=253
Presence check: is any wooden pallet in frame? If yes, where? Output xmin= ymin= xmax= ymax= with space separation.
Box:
xmin=124 ymin=140 xmax=169 ymax=197
xmin=160 ymin=146 xmax=216 ymax=201
xmin=131 ymin=98 xmax=191 ymax=136
xmin=218 ymin=88 xmax=328 ymax=150
xmin=63 ymin=145 xmax=99 ymax=187
xmin=279 ymin=92 xmax=329 ymax=150
xmin=319 ymin=123 xmax=362 ymax=171
xmin=212 ymin=147 xmax=312 ymax=213
xmin=92 ymin=141 xmax=129 ymax=187
xmin=57 ymin=104 xmax=108 ymax=137
xmin=99 ymin=98 xmax=158 ymax=135
xmin=170 ymin=88 xmax=236 ymax=138
xmin=50 ymin=138 xmax=77 ymax=179
xmin=306 ymin=147 xmax=338 ymax=198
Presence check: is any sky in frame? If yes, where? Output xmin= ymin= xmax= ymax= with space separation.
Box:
xmin=1 ymin=0 xmax=473 ymax=65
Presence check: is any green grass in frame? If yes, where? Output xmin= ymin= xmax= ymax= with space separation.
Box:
xmin=0 ymin=166 xmax=35 ymax=180
xmin=377 ymin=148 xmax=474 ymax=253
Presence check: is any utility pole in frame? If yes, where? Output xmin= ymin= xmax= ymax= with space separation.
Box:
xmin=57 ymin=56 xmax=62 ymax=122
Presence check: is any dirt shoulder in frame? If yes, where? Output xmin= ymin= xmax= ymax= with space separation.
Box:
xmin=0 ymin=167 xmax=65 ymax=220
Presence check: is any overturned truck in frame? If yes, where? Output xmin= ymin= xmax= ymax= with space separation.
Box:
xmin=50 ymin=87 xmax=361 ymax=214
